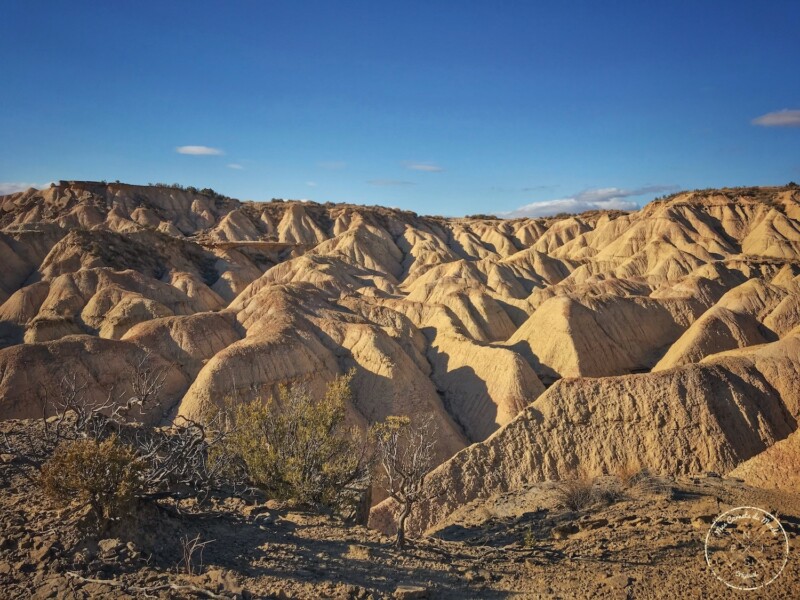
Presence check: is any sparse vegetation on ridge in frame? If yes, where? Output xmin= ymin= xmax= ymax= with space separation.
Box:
xmin=147 ymin=182 xmax=233 ymax=202
xmin=554 ymin=474 xmax=598 ymax=511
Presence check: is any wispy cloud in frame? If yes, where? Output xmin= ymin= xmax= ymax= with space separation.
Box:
xmin=318 ymin=161 xmax=347 ymax=170
xmin=368 ymin=179 xmax=416 ymax=187
xmin=306 ymin=181 xmax=317 ymax=187
xmin=521 ymin=185 xmax=556 ymax=193
xmin=0 ymin=181 xmax=50 ymax=195
xmin=176 ymin=145 xmax=224 ymax=155
xmin=227 ymin=163 xmax=244 ymax=170
xmin=491 ymin=184 xmax=557 ymax=194
xmin=752 ymin=110 xmax=800 ymax=127
xmin=404 ymin=161 xmax=444 ymax=172
xmin=502 ymin=185 xmax=678 ymax=218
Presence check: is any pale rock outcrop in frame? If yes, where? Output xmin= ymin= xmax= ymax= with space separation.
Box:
xmin=3 ymin=181 xmax=800 ymax=519
xmin=8 ymin=268 xmax=219 ymax=343
xmin=764 ymin=294 xmax=800 ymax=337
xmin=237 ymin=254 xmax=400 ymax=299
xmin=211 ymin=209 xmax=261 ymax=242
xmin=97 ymin=297 xmax=173 ymax=339
xmin=654 ymin=279 xmax=786 ymax=370
xmin=427 ymin=333 xmax=545 ymax=442
xmin=311 ymin=224 xmax=404 ymax=280
xmin=534 ymin=218 xmax=592 ymax=254
xmin=371 ymin=333 xmax=800 ymax=536
xmin=277 ymin=203 xmax=329 ymax=244
xmin=508 ymin=294 xmax=702 ymax=379
xmin=730 ymin=429 xmax=800 ymax=494
xmin=123 ymin=311 xmax=243 ymax=379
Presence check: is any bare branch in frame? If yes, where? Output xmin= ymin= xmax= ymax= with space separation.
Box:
xmin=65 ymin=572 xmax=231 ymax=599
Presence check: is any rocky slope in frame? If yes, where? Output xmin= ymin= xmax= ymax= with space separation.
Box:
xmin=2 ymin=181 xmax=800 ymax=528
xmin=2 ymin=418 xmax=798 ymax=598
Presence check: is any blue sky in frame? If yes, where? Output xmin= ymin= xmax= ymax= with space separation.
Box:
xmin=1 ymin=1 xmax=799 ymax=216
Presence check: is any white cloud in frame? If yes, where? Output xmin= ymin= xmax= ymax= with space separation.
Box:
xmin=176 ymin=145 xmax=224 ymax=155
xmin=0 ymin=182 xmax=50 ymax=195
xmin=502 ymin=185 xmax=678 ymax=218
xmin=227 ymin=163 xmax=244 ymax=170
xmin=405 ymin=162 xmax=444 ymax=172
xmin=752 ymin=110 xmax=800 ymax=127
xmin=306 ymin=181 xmax=317 ymax=187
xmin=318 ymin=161 xmax=347 ymax=170
xmin=368 ymin=179 xmax=416 ymax=186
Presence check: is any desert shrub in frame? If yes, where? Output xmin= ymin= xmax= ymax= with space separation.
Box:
xmin=217 ymin=371 xmax=372 ymax=507
xmin=619 ymin=466 xmax=672 ymax=499
xmin=595 ymin=481 xmax=625 ymax=505
xmin=28 ymin=362 xmax=243 ymax=506
xmin=613 ymin=460 xmax=642 ymax=485
xmin=40 ymin=435 xmax=144 ymax=522
xmin=523 ymin=524 xmax=535 ymax=548
xmin=554 ymin=474 xmax=596 ymax=511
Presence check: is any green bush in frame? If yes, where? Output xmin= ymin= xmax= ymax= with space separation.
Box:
xmin=217 ymin=371 xmax=371 ymax=507
xmin=40 ymin=435 xmax=144 ymax=522
xmin=523 ymin=524 xmax=535 ymax=548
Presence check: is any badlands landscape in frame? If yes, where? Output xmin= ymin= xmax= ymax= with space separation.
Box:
xmin=1 ymin=181 xmax=799 ymax=597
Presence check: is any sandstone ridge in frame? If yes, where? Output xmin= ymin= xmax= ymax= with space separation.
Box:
xmin=2 ymin=182 xmax=799 ymax=521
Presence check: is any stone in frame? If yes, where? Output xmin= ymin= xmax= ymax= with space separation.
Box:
xmin=394 ymin=585 xmax=429 ymax=599
xmin=552 ymin=523 xmax=579 ymax=539
xmin=580 ymin=518 xmax=609 ymax=530
xmin=30 ymin=539 xmax=57 ymax=563
xmin=97 ymin=538 xmax=123 ymax=559
xmin=602 ymin=574 xmax=634 ymax=589
xmin=464 ymin=569 xmax=492 ymax=583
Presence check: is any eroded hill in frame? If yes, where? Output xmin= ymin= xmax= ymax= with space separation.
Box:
xmin=2 ymin=181 xmax=800 ymax=534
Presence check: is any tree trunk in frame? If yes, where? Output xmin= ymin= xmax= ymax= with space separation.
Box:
xmin=395 ymin=501 xmax=412 ymax=548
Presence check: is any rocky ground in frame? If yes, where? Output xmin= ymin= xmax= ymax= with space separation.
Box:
xmin=1 ymin=421 xmax=798 ymax=599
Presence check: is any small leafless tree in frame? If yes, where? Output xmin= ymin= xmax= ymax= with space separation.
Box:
xmin=123 ymin=351 xmax=169 ymax=419
xmin=372 ymin=415 xmax=437 ymax=548
xmin=36 ymin=351 xmax=170 ymax=445
xmin=38 ymin=373 xmax=104 ymax=444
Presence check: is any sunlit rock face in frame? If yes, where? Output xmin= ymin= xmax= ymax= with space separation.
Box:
xmin=2 ymin=182 xmax=800 ymax=528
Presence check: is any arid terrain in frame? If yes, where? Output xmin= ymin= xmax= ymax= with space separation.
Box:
xmin=1 ymin=419 xmax=799 ymax=599
xmin=1 ymin=181 xmax=800 ymax=597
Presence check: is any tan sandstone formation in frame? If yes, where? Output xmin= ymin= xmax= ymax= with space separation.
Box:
xmin=371 ymin=330 xmax=800 ymax=535
xmin=1 ymin=181 xmax=800 ymax=514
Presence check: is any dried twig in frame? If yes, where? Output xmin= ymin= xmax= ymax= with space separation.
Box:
xmin=180 ymin=533 xmax=215 ymax=575
xmin=65 ymin=571 xmax=231 ymax=599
